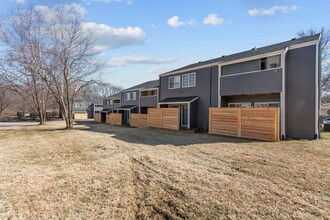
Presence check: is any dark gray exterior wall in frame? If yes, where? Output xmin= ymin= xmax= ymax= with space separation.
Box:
xmin=103 ymin=99 xmax=121 ymax=111
xmin=159 ymin=66 xmax=218 ymax=129
xmin=140 ymin=96 xmax=158 ymax=107
xmin=121 ymin=90 xmax=140 ymax=112
xmin=222 ymin=59 xmax=260 ymax=76
xmin=285 ymin=45 xmax=317 ymax=139
xmin=220 ymin=69 xmax=282 ymax=96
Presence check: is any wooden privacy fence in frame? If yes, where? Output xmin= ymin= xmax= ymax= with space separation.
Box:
xmin=209 ymin=108 xmax=280 ymax=142
xmin=73 ymin=112 xmax=88 ymax=120
xmin=148 ymin=108 xmax=180 ymax=131
xmin=94 ymin=113 xmax=101 ymax=123
xmin=106 ymin=113 xmax=122 ymax=126
xmin=130 ymin=113 xmax=148 ymax=128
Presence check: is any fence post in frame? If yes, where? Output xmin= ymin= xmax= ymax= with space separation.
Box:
xmin=209 ymin=108 xmax=212 ymax=133
xmin=237 ymin=108 xmax=242 ymax=137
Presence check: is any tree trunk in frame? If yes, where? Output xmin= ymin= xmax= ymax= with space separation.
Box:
xmin=39 ymin=110 xmax=46 ymax=125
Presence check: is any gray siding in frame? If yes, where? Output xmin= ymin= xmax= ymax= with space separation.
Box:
xmin=220 ymin=69 xmax=282 ymax=96
xmin=121 ymin=90 xmax=140 ymax=107
xmin=222 ymin=59 xmax=260 ymax=76
xmin=140 ymin=96 xmax=158 ymax=107
xmin=159 ymin=66 xmax=218 ymax=129
xmin=286 ymin=45 xmax=317 ymax=139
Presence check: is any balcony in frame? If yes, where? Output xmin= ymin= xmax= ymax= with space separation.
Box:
xmin=140 ymin=96 xmax=158 ymax=107
xmin=220 ymin=68 xmax=282 ymax=96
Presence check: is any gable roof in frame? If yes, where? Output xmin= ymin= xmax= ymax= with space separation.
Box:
xmin=123 ymin=79 xmax=159 ymax=91
xmin=161 ymin=34 xmax=321 ymax=76
xmin=106 ymin=92 xmax=121 ymax=99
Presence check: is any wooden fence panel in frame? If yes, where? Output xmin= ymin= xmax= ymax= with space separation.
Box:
xmin=162 ymin=108 xmax=180 ymax=131
xmin=209 ymin=108 xmax=279 ymax=142
xmin=148 ymin=108 xmax=179 ymax=131
xmin=148 ymin=108 xmax=163 ymax=128
xmin=74 ymin=112 xmax=88 ymax=120
xmin=130 ymin=114 xmax=148 ymax=128
xmin=94 ymin=113 xmax=101 ymax=123
xmin=107 ymin=113 xmax=122 ymax=125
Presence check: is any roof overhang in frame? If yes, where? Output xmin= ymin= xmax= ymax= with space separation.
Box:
xmin=100 ymin=109 xmax=112 ymax=113
xmin=159 ymin=96 xmax=199 ymax=104
xmin=117 ymin=105 xmax=138 ymax=110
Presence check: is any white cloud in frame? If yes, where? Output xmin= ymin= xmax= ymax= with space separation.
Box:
xmin=108 ymin=56 xmax=176 ymax=67
xmin=84 ymin=0 xmax=133 ymax=5
xmin=203 ymin=13 xmax=225 ymax=26
xmin=34 ymin=3 xmax=87 ymax=20
xmin=167 ymin=16 xmax=194 ymax=28
xmin=248 ymin=5 xmax=298 ymax=16
xmin=83 ymin=23 xmax=146 ymax=51
xmin=15 ymin=0 xmax=25 ymax=4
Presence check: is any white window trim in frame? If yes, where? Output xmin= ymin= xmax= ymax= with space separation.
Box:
xmin=220 ymin=67 xmax=282 ymax=78
xmin=168 ymin=75 xmax=181 ymax=89
xmin=182 ymin=72 xmax=196 ymax=88
xmin=124 ymin=92 xmax=137 ymax=101
xmin=228 ymin=102 xmax=252 ymax=108
xmin=254 ymin=102 xmax=280 ymax=108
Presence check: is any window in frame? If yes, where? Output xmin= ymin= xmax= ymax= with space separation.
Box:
xmin=228 ymin=103 xmax=251 ymax=108
xmin=182 ymin=73 xmax=196 ymax=88
xmin=125 ymin=92 xmax=136 ymax=100
xmin=141 ymin=90 xmax=157 ymax=97
xmin=113 ymin=99 xmax=120 ymax=103
xmin=254 ymin=102 xmax=280 ymax=108
xmin=260 ymin=58 xmax=267 ymax=70
xmin=169 ymin=75 xmax=181 ymax=89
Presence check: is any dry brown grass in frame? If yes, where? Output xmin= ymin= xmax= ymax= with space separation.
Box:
xmin=0 ymin=121 xmax=329 ymax=219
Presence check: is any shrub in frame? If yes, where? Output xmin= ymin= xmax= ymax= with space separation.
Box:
xmin=16 ymin=112 xmax=24 ymax=119
xmin=30 ymin=112 xmax=38 ymax=119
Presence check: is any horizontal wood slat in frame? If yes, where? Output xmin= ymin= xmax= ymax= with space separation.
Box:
xmin=130 ymin=113 xmax=148 ymax=128
xmin=209 ymin=108 xmax=280 ymax=142
xmin=74 ymin=112 xmax=88 ymax=120
xmin=148 ymin=108 xmax=179 ymax=131
xmin=94 ymin=113 xmax=101 ymax=123
xmin=107 ymin=113 xmax=122 ymax=126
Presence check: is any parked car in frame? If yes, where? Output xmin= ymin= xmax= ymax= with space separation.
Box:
xmin=323 ymin=118 xmax=330 ymax=124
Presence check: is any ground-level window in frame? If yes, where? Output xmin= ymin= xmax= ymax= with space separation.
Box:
xmin=169 ymin=75 xmax=181 ymax=89
xmin=254 ymin=102 xmax=280 ymax=108
xmin=182 ymin=73 xmax=196 ymax=88
xmin=228 ymin=103 xmax=251 ymax=108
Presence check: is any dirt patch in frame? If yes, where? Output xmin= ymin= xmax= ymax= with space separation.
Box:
xmin=0 ymin=121 xmax=329 ymax=219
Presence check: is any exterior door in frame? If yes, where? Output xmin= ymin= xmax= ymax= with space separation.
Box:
xmin=180 ymin=104 xmax=188 ymax=127
xmin=123 ymin=110 xmax=130 ymax=124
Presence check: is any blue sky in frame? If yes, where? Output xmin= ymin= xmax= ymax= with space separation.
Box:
xmin=1 ymin=0 xmax=329 ymax=88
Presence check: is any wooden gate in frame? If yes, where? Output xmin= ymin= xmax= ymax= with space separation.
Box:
xmin=209 ymin=108 xmax=280 ymax=142
xmin=74 ymin=112 xmax=88 ymax=120
xmin=148 ymin=108 xmax=179 ymax=131
xmin=130 ymin=114 xmax=148 ymax=127
xmin=94 ymin=113 xmax=101 ymax=123
xmin=106 ymin=113 xmax=122 ymax=126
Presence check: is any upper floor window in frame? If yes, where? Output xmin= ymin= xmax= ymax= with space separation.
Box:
xmin=141 ymin=90 xmax=157 ymax=97
xmin=182 ymin=73 xmax=196 ymax=88
xmin=113 ymin=99 xmax=120 ymax=103
xmin=169 ymin=75 xmax=181 ymax=89
xmin=124 ymin=92 xmax=136 ymax=101
xmin=260 ymin=55 xmax=281 ymax=70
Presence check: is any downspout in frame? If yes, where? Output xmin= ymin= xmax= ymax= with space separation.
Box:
xmin=315 ymin=37 xmax=321 ymax=138
xmin=281 ymin=47 xmax=289 ymax=139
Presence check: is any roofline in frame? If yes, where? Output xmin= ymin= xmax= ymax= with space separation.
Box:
xmin=160 ymin=39 xmax=320 ymax=77
xmin=159 ymin=97 xmax=199 ymax=104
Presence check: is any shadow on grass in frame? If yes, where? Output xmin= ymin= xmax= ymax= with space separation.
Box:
xmin=74 ymin=120 xmax=256 ymax=147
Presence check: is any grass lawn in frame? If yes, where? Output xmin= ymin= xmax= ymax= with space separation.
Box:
xmin=0 ymin=121 xmax=329 ymax=219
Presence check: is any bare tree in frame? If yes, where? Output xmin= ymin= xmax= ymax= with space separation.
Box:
xmin=0 ymin=86 xmax=11 ymax=119
xmin=0 ymin=5 xmax=104 ymax=128
xmin=41 ymin=6 xmax=104 ymax=129
xmin=93 ymin=82 xmax=123 ymax=98
xmin=0 ymin=8 xmax=50 ymax=124
xmin=297 ymin=28 xmax=330 ymax=94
